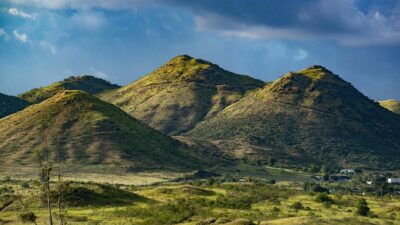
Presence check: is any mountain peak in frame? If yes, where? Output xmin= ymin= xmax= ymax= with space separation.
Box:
xmin=0 ymin=89 xmax=209 ymax=170
xmin=266 ymin=65 xmax=347 ymax=96
xmin=19 ymin=75 xmax=120 ymax=104
xmin=133 ymin=55 xmax=264 ymax=87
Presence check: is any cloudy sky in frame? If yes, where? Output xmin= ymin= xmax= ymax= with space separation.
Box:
xmin=1 ymin=0 xmax=399 ymax=100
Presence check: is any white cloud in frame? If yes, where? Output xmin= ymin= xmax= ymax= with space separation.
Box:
xmin=8 ymin=0 xmax=151 ymax=10
xmin=90 ymin=67 xmax=108 ymax=79
xmin=13 ymin=30 xmax=29 ymax=42
xmin=0 ymin=28 xmax=10 ymax=41
xmin=294 ymin=49 xmax=308 ymax=61
xmin=8 ymin=8 xmax=36 ymax=19
xmin=0 ymin=28 xmax=6 ymax=37
xmin=71 ymin=11 xmax=105 ymax=30
xmin=39 ymin=41 xmax=56 ymax=54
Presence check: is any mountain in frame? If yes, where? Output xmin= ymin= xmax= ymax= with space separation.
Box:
xmin=0 ymin=92 xmax=30 ymax=118
xmin=0 ymin=90 xmax=218 ymax=171
xmin=379 ymin=99 xmax=400 ymax=114
xmin=19 ymin=75 xmax=120 ymax=104
xmin=187 ymin=65 xmax=400 ymax=169
xmin=99 ymin=55 xmax=265 ymax=135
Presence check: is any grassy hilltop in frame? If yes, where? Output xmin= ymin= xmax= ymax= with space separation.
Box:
xmin=19 ymin=75 xmax=120 ymax=104
xmin=99 ymin=55 xmax=265 ymax=135
xmin=0 ymin=90 xmax=219 ymax=172
xmin=187 ymin=66 xmax=400 ymax=169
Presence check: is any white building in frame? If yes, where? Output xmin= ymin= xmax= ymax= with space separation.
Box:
xmin=388 ymin=178 xmax=400 ymax=184
xmin=340 ymin=169 xmax=355 ymax=174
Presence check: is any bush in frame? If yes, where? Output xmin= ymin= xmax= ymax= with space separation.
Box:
xmin=18 ymin=211 xmax=37 ymax=223
xmin=21 ymin=182 xmax=30 ymax=189
xmin=291 ymin=201 xmax=304 ymax=210
xmin=314 ymin=193 xmax=333 ymax=203
xmin=355 ymin=198 xmax=370 ymax=216
xmin=312 ymin=185 xmax=329 ymax=193
xmin=0 ymin=186 xmax=14 ymax=194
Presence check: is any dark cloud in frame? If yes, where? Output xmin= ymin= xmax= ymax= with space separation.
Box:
xmin=165 ymin=0 xmax=400 ymax=46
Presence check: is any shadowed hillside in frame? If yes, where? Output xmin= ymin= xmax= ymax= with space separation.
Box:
xmin=0 ymin=93 xmax=29 ymax=118
xmin=187 ymin=66 xmax=400 ymax=169
xmin=19 ymin=75 xmax=120 ymax=104
xmin=0 ymin=90 xmax=219 ymax=171
xmin=99 ymin=55 xmax=265 ymax=135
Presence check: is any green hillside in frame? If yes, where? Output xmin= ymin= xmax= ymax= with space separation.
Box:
xmin=187 ymin=65 xmax=400 ymax=169
xmin=99 ymin=55 xmax=265 ymax=135
xmin=0 ymin=90 xmax=217 ymax=171
xmin=379 ymin=99 xmax=400 ymax=114
xmin=19 ymin=75 xmax=120 ymax=104
xmin=0 ymin=92 xmax=30 ymax=118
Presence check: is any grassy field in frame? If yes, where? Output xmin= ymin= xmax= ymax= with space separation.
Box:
xmin=1 ymin=175 xmax=399 ymax=225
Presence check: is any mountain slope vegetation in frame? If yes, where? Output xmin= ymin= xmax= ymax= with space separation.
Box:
xmin=0 ymin=92 xmax=30 ymax=118
xmin=187 ymin=66 xmax=400 ymax=169
xmin=379 ymin=99 xmax=400 ymax=114
xmin=19 ymin=75 xmax=120 ymax=104
xmin=99 ymin=55 xmax=265 ymax=135
xmin=0 ymin=90 xmax=217 ymax=171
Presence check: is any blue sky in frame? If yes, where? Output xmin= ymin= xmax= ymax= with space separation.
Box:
xmin=0 ymin=0 xmax=399 ymax=100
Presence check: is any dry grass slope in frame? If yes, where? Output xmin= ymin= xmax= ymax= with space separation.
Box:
xmin=187 ymin=66 xmax=400 ymax=169
xmin=99 ymin=55 xmax=265 ymax=135
xmin=0 ymin=90 xmax=218 ymax=172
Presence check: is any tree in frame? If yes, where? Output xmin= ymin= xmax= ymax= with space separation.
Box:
xmin=268 ymin=158 xmax=277 ymax=166
xmin=355 ymin=198 xmax=370 ymax=216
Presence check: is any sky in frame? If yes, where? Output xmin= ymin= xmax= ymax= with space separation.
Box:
xmin=0 ymin=0 xmax=399 ymax=100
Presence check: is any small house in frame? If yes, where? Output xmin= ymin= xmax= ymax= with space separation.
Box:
xmin=387 ymin=178 xmax=400 ymax=184
xmin=340 ymin=169 xmax=355 ymax=174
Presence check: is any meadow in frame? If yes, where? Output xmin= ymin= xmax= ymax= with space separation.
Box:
xmin=1 ymin=169 xmax=399 ymax=225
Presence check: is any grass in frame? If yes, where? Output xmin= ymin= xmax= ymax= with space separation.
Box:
xmin=1 ymin=177 xmax=399 ymax=225
xmin=187 ymin=66 xmax=400 ymax=170
xmin=98 ymin=55 xmax=264 ymax=135
xmin=379 ymin=99 xmax=400 ymax=114
xmin=18 ymin=75 xmax=120 ymax=104
xmin=0 ymin=90 xmax=218 ymax=172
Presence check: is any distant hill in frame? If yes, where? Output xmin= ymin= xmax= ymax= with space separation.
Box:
xmin=19 ymin=75 xmax=120 ymax=104
xmin=99 ymin=55 xmax=265 ymax=135
xmin=379 ymin=99 xmax=400 ymax=114
xmin=187 ymin=66 xmax=400 ymax=169
xmin=0 ymin=92 xmax=29 ymax=118
xmin=0 ymin=90 xmax=218 ymax=171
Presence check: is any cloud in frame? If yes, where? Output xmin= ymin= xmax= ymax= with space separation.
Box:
xmin=13 ymin=30 xmax=29 ymax=42
xmin=39 ymin=41 xmax=56 ymax=54
xmin=173 ymin=0 xmax=400 ymax=47
xmin=8 ymin=0 xmax=154 ymax=10
xmin=71 ymin=11 xmax=105 ymax=30
xmin=0 ymin=28 xmax=6 ymax=37
xmin=294 ymin=49 xmax=308 ymax=61
xmin=8 ymin=0 xmax=400 ymax=46
xmin=8 ymin=8 xmax=36 ymax=19
xmin=90 ymin=67 xmax=108 ymax=79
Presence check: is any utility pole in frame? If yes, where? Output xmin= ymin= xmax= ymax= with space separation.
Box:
xmin=43 ymin=127 xmax=53 ymax=225
xmin=56 ymin=130 xmax=64 ymax=225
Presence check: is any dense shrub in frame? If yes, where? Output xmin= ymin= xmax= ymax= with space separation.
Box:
xmin=113 ymin=198 xmax=209 ymax=225
xmin=355 ymin=198 xmax=370 ymax=216
xmin=314 ymin=193 xmax=333 ymax=203
xmin=291 ymin=201 xmax=304 ymax=210
xmin=18 ymin=211 xmax=37 ymax=223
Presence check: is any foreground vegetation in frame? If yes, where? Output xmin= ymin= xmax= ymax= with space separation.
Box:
xmin=1 ymin=173 xmax=399 ymax=225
